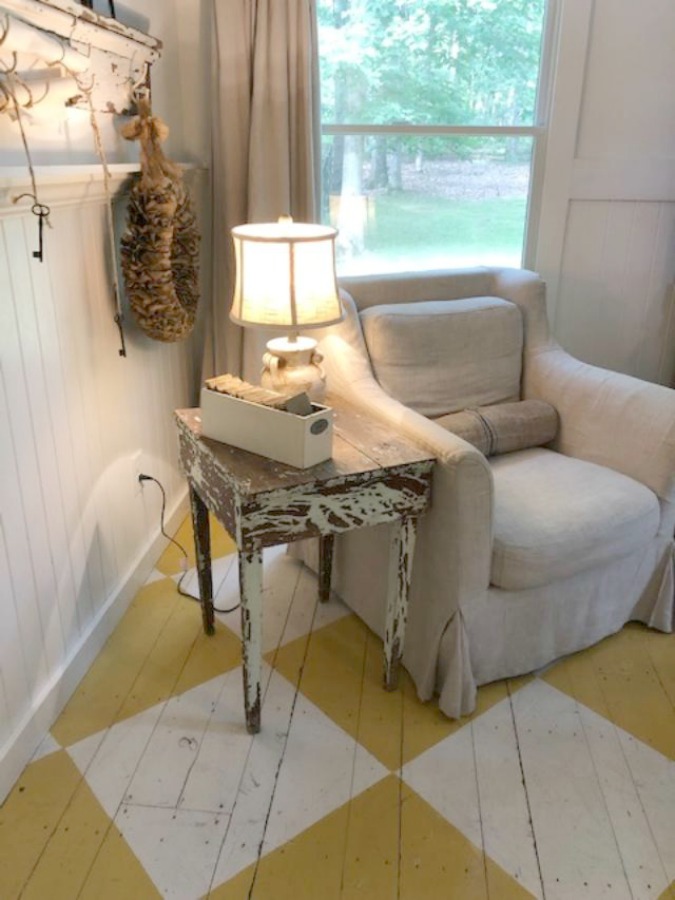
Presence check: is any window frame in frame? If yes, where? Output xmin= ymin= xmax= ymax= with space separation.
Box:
xmin=318 ymin=0 xmax=560 ymax=273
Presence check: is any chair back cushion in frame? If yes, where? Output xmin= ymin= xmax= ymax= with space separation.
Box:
xmin=359 ymin=297 xmax=522 ymax=417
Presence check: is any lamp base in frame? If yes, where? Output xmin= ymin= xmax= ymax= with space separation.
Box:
xmin=261 ymin=335 xmax=326 ymax=402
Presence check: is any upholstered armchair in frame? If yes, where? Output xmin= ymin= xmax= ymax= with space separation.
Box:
xmin=293 ymin=267 xmax=675 ymax=718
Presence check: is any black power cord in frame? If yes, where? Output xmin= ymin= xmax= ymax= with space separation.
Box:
xmin=139 ymin=474 xmax=240 ymax=615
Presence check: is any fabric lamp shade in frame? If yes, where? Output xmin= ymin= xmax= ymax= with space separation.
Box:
xmin=230 ymin=220 xmax=343 ymax=331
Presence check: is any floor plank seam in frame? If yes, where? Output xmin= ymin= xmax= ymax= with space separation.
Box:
xmin=645 ymin=636 xmax=675 ymax=715
xmin=570 ymin=693 xmax=636 ymax=898
xmin=258 ymin=552 xmax=302 ymax=675
xmin=244 ymin=556 xmax=320 ymax=899
xmin=73 ymin=816 xmax=119 ymax=900
xmin=174 ymin=668 xmax=231 ymax=812
xmin=396 ymin=681 xmax=404 ymax=900
xmin=204 ymin=663 xmax=277 ymax=898
xmin=589 ymin=653 xmax=674 ymax=893
xmin=338 ymin=620 xmax=370 ymax=898
xmin=507 ymin=680 xmax=546 ymax=900
xmin=469 ymin=719 xmax=490 ymax=897
xmin=14 ymin=766 xmax=88 ymax=900
xmin=204 ymin=553 xmax=303 ymax=897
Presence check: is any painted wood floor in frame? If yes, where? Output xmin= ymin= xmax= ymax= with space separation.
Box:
xmin=1 ymin=515 xmax=674 ymax=900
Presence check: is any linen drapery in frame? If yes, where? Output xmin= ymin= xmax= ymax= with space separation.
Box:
xmin=207 ymin=0 xmax=321 ymax=380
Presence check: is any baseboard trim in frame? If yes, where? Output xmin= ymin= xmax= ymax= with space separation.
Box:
xmin=0 ymin=488 xmax=189 ymax=804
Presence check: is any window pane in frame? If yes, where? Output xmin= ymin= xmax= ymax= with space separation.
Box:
xmin=318 ymin=0 xmax=546 ymax=127
xmin=322 ymin=135 xmax=533 ymax=275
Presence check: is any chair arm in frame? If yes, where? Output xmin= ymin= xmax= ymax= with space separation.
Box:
xmin=320 ymin=323 xmax=494 ymax=697
xmin=525 ymin=345 xmax=675 ymax=503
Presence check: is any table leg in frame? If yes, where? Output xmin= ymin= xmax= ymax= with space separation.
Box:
xmin=318 ymin=534 xmax=334 ymax=603
xmin=189 ymin=486 xmax=214 ymax=636
xmin=239 ymin=547 xmax=263 ymax=734
xmin=384 ymin=517 xmax=418 ymax=691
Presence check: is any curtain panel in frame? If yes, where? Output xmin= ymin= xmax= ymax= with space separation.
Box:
xmin=207 ymin=0 xmax=321 ymax=380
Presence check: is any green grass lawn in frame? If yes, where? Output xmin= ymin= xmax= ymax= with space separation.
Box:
xmin=368 ymin=192 xmax=526 ymax=259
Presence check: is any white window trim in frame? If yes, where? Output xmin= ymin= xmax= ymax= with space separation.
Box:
xmin=320 ymin=0 xmax=561 ymax=272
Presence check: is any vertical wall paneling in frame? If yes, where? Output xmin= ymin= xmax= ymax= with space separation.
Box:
xmin=1 ymin=221 xmax=69 ymax=674
xmin=533 ymin=0 xmax=594 ymax=324
xmin=0 ymin=490 xmax=32 ymax=745
xmin=575 ymin=0 xmax=675 ymax=161
xmin=46 ymin=206 xmax=109 ymax=618
xmin=0 ymin=173 xmax=197 ymax=801
xmin=0 ymin=0 xmax=211 ymax=802
xmin=27 ymin=213 xmax=98 ymax=633
xmin=535 ymin=0 xmax=675 ymax=384
xmin=556 ymin=199 xmax=675 ymax=380
xmin=0 ymin=393 xmax=42 ymax=719
xmin=5 ymin=217 xmax=83 ymax=646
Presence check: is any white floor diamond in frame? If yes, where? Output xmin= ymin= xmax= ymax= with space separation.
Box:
xmin=68 ymin=702 xmax=175 ymax=817
xmin=260 ymin=691 xmax=388 ymax=857
xmin=66 ymin=661 xmax=387 ymax=900
xmin=115 ymin=804 xmax=229 ymax=900
xmin=210 ymin=669 xmax=388 ymax=888
xmin=403 ymin=680 xmax=675 ymax=900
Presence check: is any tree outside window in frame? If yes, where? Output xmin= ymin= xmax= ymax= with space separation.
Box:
xmin=318 ymin=0 xmax=548 ymax=274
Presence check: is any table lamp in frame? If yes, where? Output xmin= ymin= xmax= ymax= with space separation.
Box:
xmin=230 ymin=217 xmax=343 ymax=400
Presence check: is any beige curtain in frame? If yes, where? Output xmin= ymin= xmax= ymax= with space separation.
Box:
xmin=206 ymin=0 xmax=321 ymax=381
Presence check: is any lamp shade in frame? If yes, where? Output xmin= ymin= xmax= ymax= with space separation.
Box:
xmin=230 ymin=219 xmax=343 ymax=330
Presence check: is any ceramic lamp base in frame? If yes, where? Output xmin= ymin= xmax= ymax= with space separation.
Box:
xmin=261 ymin=335 xmax=326 ymax=401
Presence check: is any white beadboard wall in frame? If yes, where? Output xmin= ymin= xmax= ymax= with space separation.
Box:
xmin=0 ymin=0 xmax=212 ymax=801
xmin=0 ymin=174 xmax=199 ymax=800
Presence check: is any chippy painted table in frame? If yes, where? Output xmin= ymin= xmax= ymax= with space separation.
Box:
xmin=174 ymin=400 xmax=434 ymax=734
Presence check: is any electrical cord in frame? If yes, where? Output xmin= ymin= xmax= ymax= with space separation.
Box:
xmin=139 ymin=474 xmax=240 ymax=614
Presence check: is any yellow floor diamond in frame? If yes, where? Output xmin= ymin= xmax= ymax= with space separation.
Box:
xmin=269 ymin=613 xmax=531 ymax=770
xmin=543 ymin=622 xmax=675 ymax=760
xmin=52 ymin=578 xmax=241 ymax=747
xmin=210 ymin=775 xmax=532 ymax=900
xmin=0 ymin=750 xmax=156 ymax=900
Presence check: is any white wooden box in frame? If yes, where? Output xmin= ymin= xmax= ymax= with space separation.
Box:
xmin=199 ymin=388 xmax=333 ymax=469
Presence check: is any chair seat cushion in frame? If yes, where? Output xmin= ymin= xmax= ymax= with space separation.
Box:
xmin=490 ymin=448 xmax=660 ymax=590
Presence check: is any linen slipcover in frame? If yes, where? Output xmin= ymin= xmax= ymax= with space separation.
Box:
xmin=360 ymin=297 xmax=522 ymax=417
xmin=290 ymin=268 xmax=675 ymax=718
xmin=490 ymin=448 xmax=660 ymax=590
xmin=434 ymin=399 xmax=558 ymax=456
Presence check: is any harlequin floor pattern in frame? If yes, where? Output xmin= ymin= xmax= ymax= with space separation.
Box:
xmin=2 ymin=515 xmax=675 ymax=899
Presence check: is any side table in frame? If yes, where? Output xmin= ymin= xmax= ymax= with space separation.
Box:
xmin=175 ymin=399 xmax=434 ymax=733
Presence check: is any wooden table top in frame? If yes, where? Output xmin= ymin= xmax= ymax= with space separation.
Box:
xmin=175 ymin=397 xmax=435 ymax=498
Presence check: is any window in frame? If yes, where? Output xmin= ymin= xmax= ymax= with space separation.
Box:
xmin=317 ymin=0 xmax=550 ymax=275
